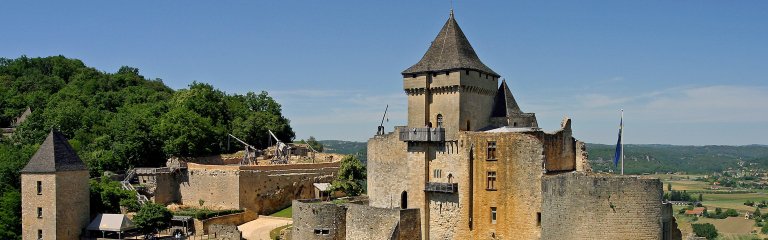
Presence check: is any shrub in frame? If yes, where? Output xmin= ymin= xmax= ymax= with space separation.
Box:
xmin=691 ymin=223 xmax=718 ymax=240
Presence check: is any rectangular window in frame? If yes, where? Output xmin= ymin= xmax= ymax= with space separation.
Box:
xmin=37 ymin=207 xmax=42 ymax=218
xmin=314 ymin=229 xmax=321 ymax=235
xmin=491 ymin=207 xmax=497 ymax=224
xmin=322 ymin=229 xmax=330 ymax=235
xmin=433 ymin=169 xmax=442 ymax=178
xmin=487 ymin=171 xmax=497 ymax=190
xmin=36 ymin=181 xmax=42 ymax=195
xmin=38 ymin=229 xmax=42 ymax=240
xmin=487 ymin=141 xmax=497 ymax=160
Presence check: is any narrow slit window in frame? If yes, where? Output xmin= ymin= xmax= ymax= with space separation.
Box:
xmin=537 ymin=212 xmax=541 ymax=226
xmin=37 ymin=207 xmax=42 ymax=218
xmin=491 ymin=207 xmax=497 ymax=224
xmin=36 ymin=181 xmax=42 ymax=195
xmin=38 ymin=230 xmax=42 ymax=240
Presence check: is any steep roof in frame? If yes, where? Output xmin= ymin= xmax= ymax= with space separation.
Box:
xmin=491 ymin=79 xmax=523 ymax=117
xmin=402 ymin=13 xmax=499 ymax=77
xmin=20 ymin=131 xmax=87 ymax=173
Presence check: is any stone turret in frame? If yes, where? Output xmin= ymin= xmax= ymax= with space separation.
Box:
xmin=21 ymin=131 xmax=90 ymax=240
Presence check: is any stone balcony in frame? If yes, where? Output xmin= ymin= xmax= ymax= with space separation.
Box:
xmin=424 ymin=182 xmax=458 ymax=193
xmin=399 ymin=127 xmax=445 ymax=142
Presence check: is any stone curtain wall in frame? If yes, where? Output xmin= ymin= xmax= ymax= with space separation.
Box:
xmin=366 ymin=128 xmax=409 ymax=209
xmin=239 ymin=165 xmax=338 ymax=215
xmin=541 ymin=172 xmax=664 ymax=240
xmin=292 ymin=200 xmax=347 ymax=240
xmin=177 ymin=162 xmax=338 ymax=214
xmin=345 ymin=204 xmax=401 ymax=240
xmin=533 ymin=118 xmax=576 ymax=172
xmin=178 ymin=167 xmax=241 ymax=209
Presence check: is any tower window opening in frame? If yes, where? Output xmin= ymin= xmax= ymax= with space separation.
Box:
xmin=437 ymin=114 xmax=444 ymax=128
xmin=36 ymin=181 xmax=42 ymax=195
xmin=37 ymin=207 xmax=42 ymax=218
xmin=487 ymin=171 xmax=497 ymax=190
xmin=487 ymin=141 xmax=497 ymax=160
xmin=401 ymin=191 xmax=408 ymax=209
xmin=537 ymin=212 xmax=542 ymax=226
xmin=491 ymin=207 xmax=497 ymax=224
xmin=38 ymin=230 xmax=42 ymax=240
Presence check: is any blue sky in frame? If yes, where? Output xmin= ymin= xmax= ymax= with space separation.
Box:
xmin=2 ymin=1 xmax=767 ymax=145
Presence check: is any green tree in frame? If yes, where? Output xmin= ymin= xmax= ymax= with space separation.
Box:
xmin=691 ymin=223 xmax=718 ymax=239
xmin=331 ymin=155 xmax=367 ymax=196
xmin=133 ymin=203 xmax=173 ymax=234
xmin=0 ymin=188 xmax=21 ymax=240
xmin=725 ymin=208 xmax=739 ymax=217
xmin=89 ymin=178 xmax=136 ymax=214
xmin=154 ymin=108 xmax=219 ymax=157
xmin=667 ymin=183 xmax=672 ymax=191
xmin=301 ymin=136 xmax=323 ymax=152
xmin=698 ymin=193 xmax=703 ymax=202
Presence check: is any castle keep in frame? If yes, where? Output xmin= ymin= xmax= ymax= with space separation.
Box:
xmin=362 ymin=12 xmax=681 ymax=240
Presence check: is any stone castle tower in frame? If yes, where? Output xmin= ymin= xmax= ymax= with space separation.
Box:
xmin=21 ymin=131 xmax=90 ymax=240
xmin=366 ymin=12 xmax=677 ymax=240
xmin=401 ymin=11 xmax=537 ymax=141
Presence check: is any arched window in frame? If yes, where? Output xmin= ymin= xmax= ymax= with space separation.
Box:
xmin=437 ymin=114 xmax=444 ymax=128
xmin=401 ymin=191 xmax=408 ymax=209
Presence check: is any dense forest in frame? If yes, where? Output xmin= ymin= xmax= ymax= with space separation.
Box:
xmin=0 ymin=56 xmax=295 ymax=239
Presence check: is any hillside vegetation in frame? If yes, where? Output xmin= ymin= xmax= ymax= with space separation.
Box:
xmin=588 ymin=144 xmax=768 ymax=174
xmin=0 ymin=56 xmax=296 ymax=239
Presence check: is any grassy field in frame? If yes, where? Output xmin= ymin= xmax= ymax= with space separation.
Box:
xmin=655 ymin=174 xmax=768 ymax=212
xmin=270 ymin=206 xmax=293 ymax=218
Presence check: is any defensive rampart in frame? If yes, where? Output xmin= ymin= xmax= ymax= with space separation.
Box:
xmin=541 ymin=172 xmax=664 ymax=240
xmin=176 ymin=162 xmax=339 ymax=215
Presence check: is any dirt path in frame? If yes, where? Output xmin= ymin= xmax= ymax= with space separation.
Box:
xmin=238 ymin=215 xmax=292 ymax=240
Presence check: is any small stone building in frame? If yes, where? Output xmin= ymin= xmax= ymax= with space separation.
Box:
xmin=20 ymin=131 xmax=90 ymax=239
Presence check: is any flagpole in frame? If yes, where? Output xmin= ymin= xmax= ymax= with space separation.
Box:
xmin=621 ymin=109 xmax=624 ymax=175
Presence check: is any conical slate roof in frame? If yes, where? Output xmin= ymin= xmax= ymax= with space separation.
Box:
xmin=20 ymin=131 xmax=87 ymax=173
xmin=402 ymin=13 xmax=499 ymax=77
xmin=491 ymin=79 xmax=522 ymax=117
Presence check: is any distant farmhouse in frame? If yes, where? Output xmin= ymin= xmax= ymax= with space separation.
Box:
xmin=292 ymin=12 xmax=682 ymax=240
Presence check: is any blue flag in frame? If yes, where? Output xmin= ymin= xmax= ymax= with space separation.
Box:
xmin=613 ymin=116 xmax=623 ymax=167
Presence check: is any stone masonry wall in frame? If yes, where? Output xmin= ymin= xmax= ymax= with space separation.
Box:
xmin=177 ymin=163 xmax=338 ymax=215
xmin=239 ymin=164 xmax=338 ymax=215
xmin=541 ymin=172 xmax=664 ymax=240
xmin=467 ymin=132 xmax=545 ymax=240
xmin=54 ymin=170 xmax=90 ymax=239
xmin=292 ymin=200 xmax=347 ymax=240
xmin=208 ymin=224 xmax=242 ymax=240
xmin=178 ymin=167 xmax=241 ymax=209
xmin=21 ymin=174 xmax=57 ymax=240
xmin=367 ymin=128 xmax=409 ymax=209
xmin=345 ymin=204 xmax=400 ymax=240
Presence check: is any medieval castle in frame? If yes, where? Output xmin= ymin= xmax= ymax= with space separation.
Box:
xmin=18 ymin=11 xmax=683 ymax=240
xmin=292 ymin=12 xmax=682 ymax=240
